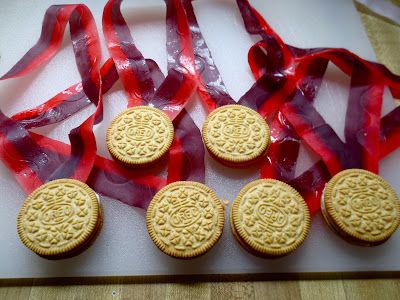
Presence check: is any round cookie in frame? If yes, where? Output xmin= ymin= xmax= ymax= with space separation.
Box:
xmin=106 ymin=106 xmax=174 ymax=167
xmin=202 ymin=105 xmax=270 ymax=167
xmin=146 ymin=181 xmax=225 ymax=259
xmin=17 ymin=179 xmax=102 ymax=259
xmin=230 ymin=179 xmax=310 ymax=257
xmin=321 ymin=169 xmax=400 ymax=246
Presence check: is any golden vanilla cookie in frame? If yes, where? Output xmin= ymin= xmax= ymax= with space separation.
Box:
xmin=321 ymin=169 xmax=400 ymax=246
xmin=146 ymin=181 xmax=225 ymax=259
xmin=106 ymin=106 xmax=174 ymax=167
xmin=202 ymin=105 xmax=270 ymax=167
xmin=231 ymin=179 xmax=310 ymax=257
xmin=17 ymin=179 xmax=102 ymax=259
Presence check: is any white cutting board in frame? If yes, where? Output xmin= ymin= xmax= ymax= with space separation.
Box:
xmin=0 ymin=0 xmax=399 ymax=278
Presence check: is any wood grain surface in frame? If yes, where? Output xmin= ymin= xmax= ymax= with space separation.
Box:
xmin=1 ymin=2 xmax=400 ymax=299
xmin=1 ymin=279 xmax=400 ymax=300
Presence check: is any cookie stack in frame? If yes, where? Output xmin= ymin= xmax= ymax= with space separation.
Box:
xmin=202 ymin=105 xmax=271 ymax=167
xmin=230 ymin=179 xmax=310 ymax=257
xmin=17 ymin=179 xmax=103 ymax=259
xmin=146 ymin=181 xmax=225 ymax=259
xmin=321 ymin=169 xmax=400 ymax=246
xmin=107 ymin=106 xmax=174 ymax=167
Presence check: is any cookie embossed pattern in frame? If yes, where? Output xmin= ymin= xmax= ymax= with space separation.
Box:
xmin=322 ymin=169 xmax=400 ymax=246
xmin=106 ymin=106 xmax=174 ymax=167
xmin=1 ymin=0 xmax=400 ymax=278
xmin=231 ymin=179 xmax=310 ymax=257
xmin=17 ymin=179 xmax=102 ymax=259
xmin=202 ymin=105 xmax=270 ymax=166
xmin=146 ymin=181 xmax=225 ymax=259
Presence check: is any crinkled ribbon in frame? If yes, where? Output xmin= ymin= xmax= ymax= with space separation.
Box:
xmin=0 ymin=4 xmax=103 ymax=190
xmin=182 ymin=0 xmax=400 ymax=214
xmin=238 ymin=0 xmax=400 ymax=213
xmin=0 ymin=0 xmax=204 ymax=209
xmin=102 ymin=0 xmax=197 ymax=119
xmin=102 ymin=0 xmax=204 ymax=184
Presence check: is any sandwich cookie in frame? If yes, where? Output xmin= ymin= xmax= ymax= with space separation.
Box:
xmin=202 ymin=105 xmax=270 ymax=167
xmin=321 ymin=169 xmax=400 ymax=246
xmin=17 ymin=179 xmax=102 ymax=259
xmin=146 ymin=181 xmax=225 ymax=259
xmin=230 ymin=179 xmax=310 ymax=257
xmin=106 ymin=106 xmax=174 ymax=167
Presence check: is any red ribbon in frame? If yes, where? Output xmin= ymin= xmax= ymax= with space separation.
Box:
xmin=239 ymin=0 xmax=400 ymax=213
xmin=1 ymin=4 xmax=103 ymax=186
xmin=102 ymin=0 xmax=197 ymax=120
xmin=2 ymin=0 xmax=399 ymax=216
xmin=182 ymin=0 xmax=400 ymax=214
xmin=0 ymin=0 xmax=204 ymax=210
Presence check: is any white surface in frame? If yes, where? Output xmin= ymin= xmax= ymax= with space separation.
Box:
xmin=0 ymin=0 xmax=399 ymax=278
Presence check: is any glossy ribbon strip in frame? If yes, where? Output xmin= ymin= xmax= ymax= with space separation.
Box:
xmin=102 ymin=0 xmax=197 ymax=120
xmin=0 ymin=0 xmax=204 ymax=209
xmin=239 ymin=0 xmax=400 ymax=212
xmin=102 ymin=0 xmax=204 ymax=183
xmin=0 ymin=4 xmax=103 ymax=186
xmin=182 ymin=0 xmax=400 ymax=213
